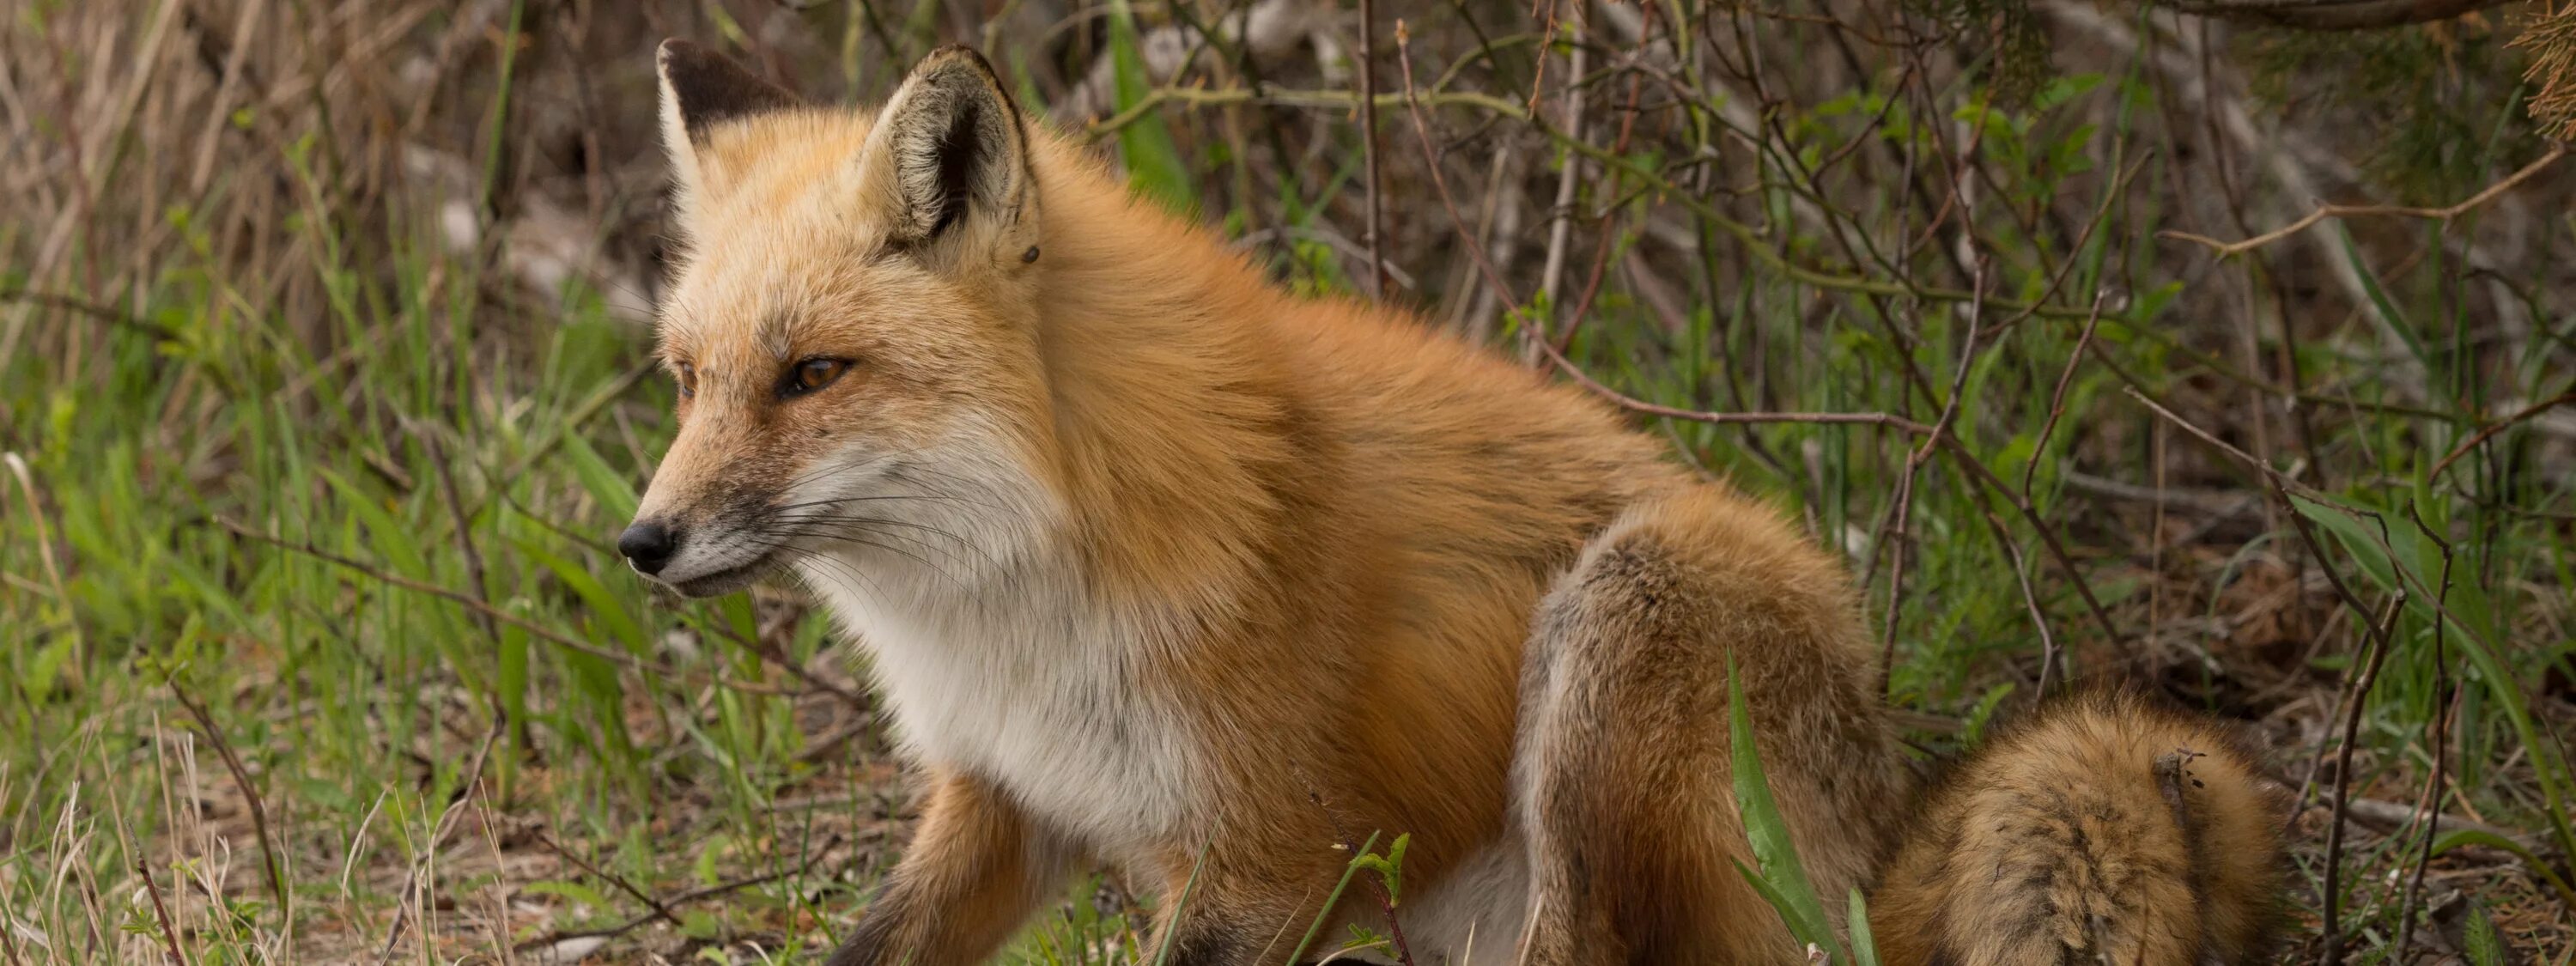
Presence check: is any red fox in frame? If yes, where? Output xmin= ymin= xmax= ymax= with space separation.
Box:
xmin=619 ymin=40 xmax=2287 ymax=966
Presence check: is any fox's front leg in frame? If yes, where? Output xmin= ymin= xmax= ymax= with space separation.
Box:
xmin=825 ymin=769 xmax=1069 ymax=966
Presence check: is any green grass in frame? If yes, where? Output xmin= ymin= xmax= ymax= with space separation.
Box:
xmin=3 ymin=3 xmax=2573 ymax=963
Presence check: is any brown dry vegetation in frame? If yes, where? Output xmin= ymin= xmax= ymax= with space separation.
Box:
xmin=3 ymin=0 xmax=2576 ymax=963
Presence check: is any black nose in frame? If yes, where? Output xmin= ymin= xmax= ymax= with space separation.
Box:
xmin=617 ymin=520 xmax=679 ymax=575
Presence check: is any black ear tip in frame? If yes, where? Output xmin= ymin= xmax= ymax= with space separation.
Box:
xmin=658 ymin=39 xmax=802 ymax=137
xmin=917 ymin=45 xmax=1002 ymax=81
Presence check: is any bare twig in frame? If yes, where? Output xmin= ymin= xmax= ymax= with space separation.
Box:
xmin=2121 ymin=386 xmax=2318 ymax=497
xmin=2427 ymin=389 xmax=2576 ymax=480
xmin=2059 ymin=471 xmax=2262 ymax=517
xmin=530 ymin=829 xmax=683 ymax=930
xmin=2319 ymin=592 xmax=2403 ymax=966
xmin=1554 ymin=69 xmax=1647 ymax=353
xmin=703 ymin=617 xmax=872 ymax=712
xmin=1873 ymin=465 xmax=1919 ymax=696
xmin=0 ymin=289 xmax=187 ymax=343
xmin=415 ymin=420 xmax=526 ymax=753
xmin=1357 ymin=0 xmax=1387 ymax=301
xmin=137 ymin=860 xmax=190 ymax=966
xmin=1091 ymin=82 xmax=2121 ymax=322
xmin=2394 ymin=507 xmax=2457 ymax=956
xmin=512 ymin=841 xmax=835 ymax=951
xmin=1532 ymin=6 xmax=1589 ymax=362
xmin=2344 ymin=795 xmax=2519 ymax=843
xmin=164 ymin=680 xmax=289 ymax=920
xmin=1395 ymin=22 xmax=1932 ymax=438
xmin=2161 ymin=0 xmax=2521 ymax=31
xmin=1534 ymin=341 xmax=1938 ymax=434
xmin=2021 ymin=299 xmax=2107 ymax=503
xmin=2161 ymin=142 xmax=2567 ymax=257
xmin=416 ymin=423 xmax=501 ymax=647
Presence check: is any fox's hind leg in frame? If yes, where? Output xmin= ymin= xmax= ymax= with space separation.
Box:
xmin=1514 ymin=487 xmax=1917 ymax=965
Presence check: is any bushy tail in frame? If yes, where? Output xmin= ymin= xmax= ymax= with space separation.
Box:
xmin=1868 ymin=689 xmax=2288 ymax=966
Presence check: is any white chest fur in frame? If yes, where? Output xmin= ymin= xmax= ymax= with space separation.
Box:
xmin=799 ymin=558 xmax=1202 ymax=864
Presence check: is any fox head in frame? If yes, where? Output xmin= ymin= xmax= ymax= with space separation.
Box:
xmin=620 ymin=41 xmax=1062 ymax=598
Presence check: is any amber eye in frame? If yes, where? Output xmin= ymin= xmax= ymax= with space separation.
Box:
xmin=782 ymin=357 xmax=852 ymax=398
xmin=675 ymin=362 xmax=698 ymax=398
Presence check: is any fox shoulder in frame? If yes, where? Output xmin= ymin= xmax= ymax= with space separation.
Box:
xmin=1871 ymin=687 xmax=2289 ymax=966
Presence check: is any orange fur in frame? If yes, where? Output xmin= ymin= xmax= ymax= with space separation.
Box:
xmin=623 ymin=41 xmax=2286 ymax=966
xmin=1871 ymin=690 xmax=2287 ymax=966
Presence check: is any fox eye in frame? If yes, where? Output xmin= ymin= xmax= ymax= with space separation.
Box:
xmin=675 ymin=362 xmax=698 ymax=398
xmin=782 ymin=357 xmax=852 ymax=398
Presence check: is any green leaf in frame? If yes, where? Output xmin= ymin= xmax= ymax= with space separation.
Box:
xmin=1155 ymin=838 xmax=1214 ymax=966
xmin=1963 ymin=682 xmax=2016 ymax=745
xmin=519 ymin=878 xmax=613 ymax=910
xmin=1847 ymin=888 xmax=1880 ymax=966
xmin=2293 ymin=492 xmax=2576 ymax=864
xmin=1728 ymin=654 xmax=1844 ymax=962
xmin=1104 ymin=0 xmax=1193 ymax=212
xmin=2462 ymin=901 xmax=2506 ymax=966
xmin=1350 ymin=833 xmax=1409 ymax=907
xmin=1285 ymin=831 xmax=1376 ymax=966
xmin=513 ymin=536 xmax=647 ymax=653
xmin=2429 ymin=829 xmax=2576 ymax=903
xmin=679 ymin=908 xmax=722 ymax=939
xmin=2334 ymin=224 xmax=2424 ymax=365
xmin=319 ymin=468 xmax=427 ymax=579
xmin=556 ymin=433 xmax=639 ymax=523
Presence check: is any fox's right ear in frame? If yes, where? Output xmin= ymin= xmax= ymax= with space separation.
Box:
xmin=857 ymin=46 xmax=1037 ymax=268
xmin=656 ymin=39 xmax=800 ymax=224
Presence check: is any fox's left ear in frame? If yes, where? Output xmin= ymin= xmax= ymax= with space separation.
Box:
xmin=656 ymin=39 xmax=801 ymax=224
xmin=859 ymin=46 xmax=1037 ymax=266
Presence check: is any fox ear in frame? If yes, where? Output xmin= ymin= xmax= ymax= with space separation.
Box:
xmin=861 ymin=46 xmax=1036 ymax=258
xmin=656 ymin=39 xmax=799 ymax=219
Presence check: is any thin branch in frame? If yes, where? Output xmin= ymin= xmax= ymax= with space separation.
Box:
xmin=2024 ymin=300 xmax=2107 ymax=501
xmin=1555 ymin=69 xmax=1648 ymax=353
xmin=1088 ymin=82 xmax=2122 ymax=321
xmin=2161 ymin=142 xmax=2567 ymax=257
xmin=2428 ymin=389 xmax=2576 ymax=480
xmin=2121 ymin=386 xmax=2317 ymax=496
xmin=1533 ymin=7 xmax=1589 ymax=361
xmin=530 ymin=829 xmax=683 ymax=930
xmin=703 ymin=617 xmax=872 ymax=713
xmin=137 ymin=860 xmax=191 ymax=966
xmin=2160 ymin=0 xmax=2522 ymax=31
xmin=1357 ymin=0 xmax=1387 ymax=301
xmin=2319 ymin=592 xmax=2403 ymax=966
xmin=1394 ymin=21 xmax=1934 ymax=440
xmin=512 ymin=844 xmax=834 ymax=951
xmin=1873 ymin=465 xmax=1919 ymax=696
xmin=1534 ymin=340 xmax=1940 ymax=434
xmin=0 ymin=289 xmax=188 ymax=343
xmin=2394 ymin=507 xmax=2457 ymax=956
xmin=165 ymin=680 xmax=289 ymax=920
